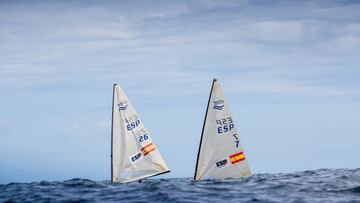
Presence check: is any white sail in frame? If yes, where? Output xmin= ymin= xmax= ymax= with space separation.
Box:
xmin=194 ymin=79 xmax=251 ymax=180
xmin=111 ymin=84 xmax=170 ymax=183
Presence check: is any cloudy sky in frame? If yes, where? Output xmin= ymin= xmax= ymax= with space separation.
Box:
xmin=0 ymin=0 xmax=359 ymax=183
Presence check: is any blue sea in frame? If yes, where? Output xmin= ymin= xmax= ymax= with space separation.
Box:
xmin=1 ymin=168 xmax=359 ymax=203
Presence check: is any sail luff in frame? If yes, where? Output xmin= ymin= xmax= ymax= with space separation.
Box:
xmin=194 ymin=78 xmax=217 ymax=180
xmin=111 ymin=84 xmax=116 ymax=182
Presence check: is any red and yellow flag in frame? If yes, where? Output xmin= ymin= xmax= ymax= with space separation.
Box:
xmin=229 ymin=152 xmax=245 ymax=164
xmin=141 ymin=143 xmax=156 ymax=156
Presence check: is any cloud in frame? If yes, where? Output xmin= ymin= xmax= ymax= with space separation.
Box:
xmin=0 ymin=0 xmax=359 ymax=99
xmin=65 ymin=120 xmax=110 ymax=137
xmin=224 ymin=71 xmax=354 ymax=97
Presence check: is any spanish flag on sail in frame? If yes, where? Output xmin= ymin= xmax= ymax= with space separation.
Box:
xmin=229 ymin=152 xmax=245 ymax=164
xmin=141 ymin=143 xmax=156 ymax=156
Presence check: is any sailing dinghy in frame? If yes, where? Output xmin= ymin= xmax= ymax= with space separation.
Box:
xmin=111 ymin=84 xmax=170 ymax=183
xmin=194 ymin=79 xmax=251 ymax=180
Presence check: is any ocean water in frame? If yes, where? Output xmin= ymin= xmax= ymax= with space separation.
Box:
xmin=1 ymin=168 xmax=359 ymax=203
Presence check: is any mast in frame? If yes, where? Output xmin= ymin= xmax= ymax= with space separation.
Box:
xmin=110 ymin=84 xmax=116 ymax=182
xmin=194 ymin=78 xmax=217 ymax=180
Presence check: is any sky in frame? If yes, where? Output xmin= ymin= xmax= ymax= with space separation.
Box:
xmin=0 ymin=0 xmax=359 ymax=184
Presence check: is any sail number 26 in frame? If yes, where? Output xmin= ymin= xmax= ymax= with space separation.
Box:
xmin=216 ymin=117 xmax=234 ymax=134
xmin=138 ymin=134 xmax=149 ymax=142
xmin=134 ymin=128 xmax=149 ymax=143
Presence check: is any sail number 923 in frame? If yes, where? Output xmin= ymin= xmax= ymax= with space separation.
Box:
xmin=216 ymin=117 xmax=234 ymax=134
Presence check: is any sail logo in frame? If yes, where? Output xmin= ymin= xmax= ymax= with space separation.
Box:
xmin=118 ymin=101 xmax=128 ymax=111
xmin=213 ymin=100 xmax=224 ymax=110
xmin=130 ymin=152 xmax=142 ymax=163
xmin=216 ymin=159 xmax=228 ymax=168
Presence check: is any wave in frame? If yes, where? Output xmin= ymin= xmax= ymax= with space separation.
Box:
xmin=1 ymin=168 xmax=359 ymax=203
